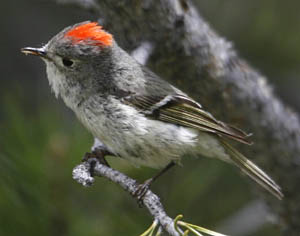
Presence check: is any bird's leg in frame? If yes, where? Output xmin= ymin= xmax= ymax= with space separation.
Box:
xmin=82 ymin=138 xmax=116 ymax=176
xmin=82 ymin=148 xmax=113 ymax=176
xmin=134 ymin=161 xmax=176 ymax=205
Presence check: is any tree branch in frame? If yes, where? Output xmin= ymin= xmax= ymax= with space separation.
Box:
xmin=56 ymin=0 xmax=300 ymax=234
xmin=72 ymin=157 xmax=180 ymax=236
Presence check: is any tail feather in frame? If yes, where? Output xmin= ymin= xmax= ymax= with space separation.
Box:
xmin=219 ymin=139 xmax=283 ymax=200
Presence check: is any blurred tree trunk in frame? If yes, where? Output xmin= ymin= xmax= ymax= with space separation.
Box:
xmin=56 ymin=0 xmax=300 ymax=234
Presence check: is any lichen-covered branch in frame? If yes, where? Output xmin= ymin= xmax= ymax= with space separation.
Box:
xmin=73 ymin=158 xmax=229 ymax=236
xmin=73 ymin=158 xmax=180 ymax=236
xmin=57 ymin=0 xmax=300 ymax=234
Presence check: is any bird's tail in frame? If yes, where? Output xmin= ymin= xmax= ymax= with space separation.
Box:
xmin=219 ymin=139 xmax=283 ymax=200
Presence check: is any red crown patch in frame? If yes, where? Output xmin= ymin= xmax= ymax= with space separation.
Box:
xmin=64 ymin=22 xmax=112 ymax=47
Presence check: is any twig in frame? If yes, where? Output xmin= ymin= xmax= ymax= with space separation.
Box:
xmin=72 ymin=158 xmax=181 ymax=236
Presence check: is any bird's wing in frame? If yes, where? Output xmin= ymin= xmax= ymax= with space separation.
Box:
xmin=123 ymin=94 xmax=252 ymax=145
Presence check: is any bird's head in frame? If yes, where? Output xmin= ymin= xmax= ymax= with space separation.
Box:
xmin=21 ymin=21 xmax=115 ymax=101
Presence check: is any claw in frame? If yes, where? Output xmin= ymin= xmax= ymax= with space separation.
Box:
xmin=82 ymin=150 xmax=110 ymax=177
xmin=132 ymin=162 xmax=175 ymax=207
xmin=133 ymin=178 xmax=153 ymax=207
xmin=82 ymin=152 xmax=96 ymax=162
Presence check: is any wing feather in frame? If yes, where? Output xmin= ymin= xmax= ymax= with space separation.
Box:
xmin=123 ymin=94 xmax=252 ymax=145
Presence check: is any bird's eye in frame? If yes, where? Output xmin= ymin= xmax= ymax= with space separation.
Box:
xmin=62 ymin=58 xmax=74 ymax=67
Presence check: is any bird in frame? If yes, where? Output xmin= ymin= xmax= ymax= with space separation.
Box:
xmin=21 ymin=21 xmax=283 ymax=200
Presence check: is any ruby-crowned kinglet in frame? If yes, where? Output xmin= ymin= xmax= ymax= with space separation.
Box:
xmin=21 ymin=21 xmax=283 ymax=200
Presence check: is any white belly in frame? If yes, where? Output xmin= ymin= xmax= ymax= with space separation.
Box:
xmin=76 ymin=96 xmax=199 ymax=168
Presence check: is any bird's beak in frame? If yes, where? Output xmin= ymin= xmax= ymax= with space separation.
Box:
xmin=21 ymin=47 xmax=48 ymax=59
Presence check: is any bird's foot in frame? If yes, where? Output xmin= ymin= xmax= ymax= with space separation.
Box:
xmin=132 ymin=162 xmax=176 ymax=207
xmin=133 ymin=178 xmax=153 ymax=207
xmin=82 ymin=150 xmax=110 ymax=176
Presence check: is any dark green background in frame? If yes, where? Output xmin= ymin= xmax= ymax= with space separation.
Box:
xmin=1 ymin=0 xmax=299 ymax=235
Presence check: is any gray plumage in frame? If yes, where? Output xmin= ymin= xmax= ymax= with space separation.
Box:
xmin=21 ymin=21 xmax=283 ymax=200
